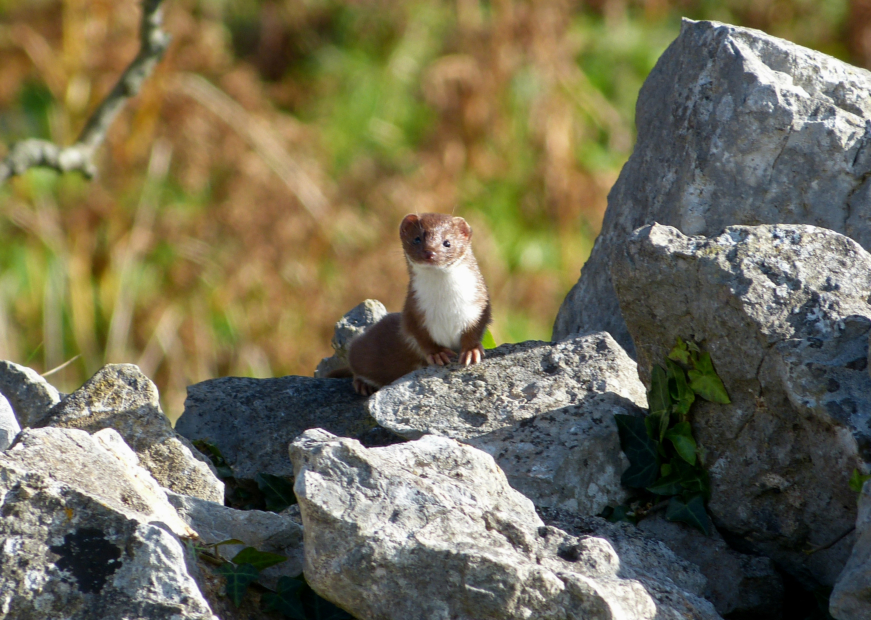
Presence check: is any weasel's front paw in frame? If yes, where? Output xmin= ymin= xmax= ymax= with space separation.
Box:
xmin=426 ymin=349 xmax=455 ymax=366
xmin=460 ymin=344 xmax=484 ymax=366
xmin=353 ymin=377 xmax=377 ymax=396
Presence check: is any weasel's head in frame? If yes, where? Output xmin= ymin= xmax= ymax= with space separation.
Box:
xmin=400 ymin=213 xmax=472 ymax=268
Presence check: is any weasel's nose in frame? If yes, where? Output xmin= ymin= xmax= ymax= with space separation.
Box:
xmin=423 ymin=250 xmax=435 ymax=261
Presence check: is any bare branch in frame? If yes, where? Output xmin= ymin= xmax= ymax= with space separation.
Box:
xmin=0 ymin=0 xmax=171 ymax=185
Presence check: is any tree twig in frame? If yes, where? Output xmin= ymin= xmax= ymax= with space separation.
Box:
xmin=0 ymin=0 xmax=171 ymax=184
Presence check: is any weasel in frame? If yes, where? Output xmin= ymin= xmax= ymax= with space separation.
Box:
xmin=343 ymin=213 xmax=491 ymax=396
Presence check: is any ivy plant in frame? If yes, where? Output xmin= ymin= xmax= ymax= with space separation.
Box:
xmin=611 ymin=337 xmax=730 ymax=534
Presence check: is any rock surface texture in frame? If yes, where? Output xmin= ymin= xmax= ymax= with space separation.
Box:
xmin=0 ymin=394 xmax=20 ymax=451
xmin=553 ymin=19 xmax=871 ymax=355
xmin=290 ymin=429 xmax=722 ymax=620
xmin=0 ymin=427 xmax=215 ymax=619
xmin=176 ymin=375 xmax=375 ymax=481
xmin=314 ymin=299 xmax=387 ymax=377
xmin=0 ymin=360 xmax=61 ymax=427
xmin=371 ymin=334 xmax=644 ymax=514
xmin=38 ymin=364 xmax=224 ymax=503
xmin=612 ymin=223 xmax=871 ymax=588
xmin=166 ymin=490 xmax=304 ymax=589
xmin=831 ymin=480 xmax=871 ymax=620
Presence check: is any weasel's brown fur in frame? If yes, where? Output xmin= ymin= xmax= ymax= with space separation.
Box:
xmin=341 ymin=213 xmax=491 ymax=396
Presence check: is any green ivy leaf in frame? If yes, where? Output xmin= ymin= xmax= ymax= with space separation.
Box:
xmin=231 ymin=547 xmax=288 ymax=571
xmin=646 ymin=471 xmax=685 ymax=497
xmin=644 ymin=411 xmax=671 ymax=444
xmin=261 ymin=576 xmax=306 ymax=619
xmin=668 ymin=337 xmax=690 ymax=365
xmin=688 ymin=352 xmax=731 ymax=404
xmin=671 ymin=458 xmax=711 ymax=499
xmin=255 ymin=473 xmax=297 ymax=512
xmin=666 ymin=494 xmax=711 ymax=535
xmin=615 ymin=414 xmax=659 ymax=488
xmin=601 ymin=505 xmax=637 ymax=525
xmin=849 ymin=469 xmax=871 ymax=493
xmin=481 ymin=329 xmax=497 ymax=350
xmin=193 ymin=440 xmax=234 ymax=479
xmin=664 ymin=421 xmax=697 ymax=466
xmin=217 ymin=562 xmax=259 ymax=607
xmin=666 ymin=359 xmax=695 ymax=419
xmin=648 ymin=364 xmax=670 ymax=418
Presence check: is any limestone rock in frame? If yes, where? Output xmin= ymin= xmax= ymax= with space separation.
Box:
xmin=0 ymin=462 xmax=215 ymax=619
xmin=636 ymin=514 xmax=783 ymax=618
xmin=371 ymin=333 xmax=643 ymax=514
xmin=175 ymin=375 xmax=376 ymax=481
xmin=166 ymin=490 xmax=304 ymax=589
xmin=831 ymin=480 xmax=871 ymax=620
xmin=38 ymin=364 xmax=224 ymax=503
xmin=290 ymin=429 xmax=722 ymax=620
xmin=0 ymin=393 xmax=20 ymax=451
xmin=2 ymin=427 xmax=195 ymax=538
xmin=554 ymin=19 xmax=871 ymax=355
xmin=0 ymin=360 xmax=61 ymax=427
xmin=612 ymin=223 xmax=871 ymax=586
xmin=314 ymin=299 xmax=387 ymax=377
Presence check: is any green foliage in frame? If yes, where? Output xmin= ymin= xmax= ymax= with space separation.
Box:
xmin=262 ymin=577 xmax=306 ymax=619
xmin=613 ymin=339 xmax=729 ymax=534
xmin=255 ymin=473 xmax=298 ymax=512
xmin=849 ymin=469 xmax=871 ymax=494
xmin=614 ymin=414 xmax=659 ymax=488
xmin=688 ymin=352 xmax=731 ymax=404
xmin=666 ymin=494 xmax=711 ymax=536
xmin=481 ymin=329 xmax=497 ymax=350
xmin=193 ymin=441 xmax=234 ymax=480
xmin=231 ymin=547 xmax=289 ymax=571
xmin=217 ymin=562 xmax=260 ymax=607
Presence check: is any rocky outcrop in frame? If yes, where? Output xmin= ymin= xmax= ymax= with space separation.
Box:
xmin=166 ymin=490 xmax=304 ymax=589
xmin=290 ymin=429 xmax=722 ymax=620
xmin=371 ymin=333 xmax=644 ymax=515
xmin=0 ymin=394 xmax=20 ymax=451
xmin=0 ymin=360 xmax=61 ymax=427
xmin=612 ymin=223 xmax=871 ymax=587
xmin=314 ymin=299 xmax=387 ymax=377
xmin=831 ymin=480 xmax=871 ymax=620
xmin=553 ymin=19 xmax=871 ymax=354
xmin=38 ymin=364 xmax=224 ymax=504
xmin=175 ymin=374 xmax=377 ymax=481
xmin=539 ymin=507 xmax=783 ymax=619
xmin=0 ymin=427 xmax=215 ymax=619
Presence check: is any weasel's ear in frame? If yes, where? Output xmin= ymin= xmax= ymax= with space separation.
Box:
xmin=400 ymin=214 xmax=420 ymax=235
xmin=453 ymin=216 xmax=471 ymax=239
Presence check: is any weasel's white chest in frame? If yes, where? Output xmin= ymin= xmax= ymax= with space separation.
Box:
xmin=411 ymin=263 xmax=481 ymax=350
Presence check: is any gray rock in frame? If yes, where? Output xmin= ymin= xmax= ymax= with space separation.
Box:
xmin=39 ymin=364 xmax=224 ymax=503
xmin=371 ymin=333 xmax=644 ymax=515
xmin=553 ymin=19 xmax=871 ymax=355
xmin=0 ymin=462 xmax=216 ymax=619
xmin=166 ymin=490 xmax=304 ymax=589
xmin=611 ymin=223 xmax=871 ymax=586
xmin=831 ymin=480 xmax=871 ymax=620
xmin=636 ymin=514 xmax=783 ymax=618
xmin=0 ymin=393 xmax=20 ymax=451
xmin=314 ymin=299 xmax=387 ymax=377
xmin=2 ymin=427 xmax=195 ymax=538
xmin=0 ymin=360 xmax=61 ymax=427
xmin=175 ymin=375 xmax=376 ymax=481
xmin=290 ymin=429 xmax=722 ymax=620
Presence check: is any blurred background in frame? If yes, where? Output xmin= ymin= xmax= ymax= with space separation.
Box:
xmin=0 ymin=0 xmax=861 ymax=419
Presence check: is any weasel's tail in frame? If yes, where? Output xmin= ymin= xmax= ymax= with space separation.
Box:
xmin=326 ymin=367 xmax=353 ymax=379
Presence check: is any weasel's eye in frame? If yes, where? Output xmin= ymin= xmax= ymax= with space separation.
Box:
xmin=443 ymin=240 xmax=451 ymax=248
xmin=413 ymin=237 xmax=421 ymax=245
